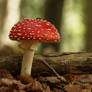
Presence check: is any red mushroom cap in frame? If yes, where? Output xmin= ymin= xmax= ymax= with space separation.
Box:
xmin=9 ymin=19 xmax=60 ymax=43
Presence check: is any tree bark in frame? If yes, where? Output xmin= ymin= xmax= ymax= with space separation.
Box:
xmin=0 ymin=52 xmax=92 ymax=75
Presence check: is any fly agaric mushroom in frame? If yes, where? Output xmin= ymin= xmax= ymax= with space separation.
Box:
xmin=9 ymin=19 xmax=60 ymax=75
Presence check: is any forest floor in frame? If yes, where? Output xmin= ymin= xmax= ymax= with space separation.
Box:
xmin=0 ymin=52 xmax=92 ymax=92
xmin=0 ymin=69 xmax=92 ymax=92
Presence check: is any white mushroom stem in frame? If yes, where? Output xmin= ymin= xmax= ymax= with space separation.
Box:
xmin=19 ymin=40 xmax=39 ymax=75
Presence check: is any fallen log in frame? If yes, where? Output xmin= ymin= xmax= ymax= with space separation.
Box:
xmin=0 ymin=52 xmax=92 ymax=75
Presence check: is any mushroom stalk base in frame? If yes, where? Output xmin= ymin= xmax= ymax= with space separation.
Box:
xmin=20 ymin=40 xmax=39 ymax=75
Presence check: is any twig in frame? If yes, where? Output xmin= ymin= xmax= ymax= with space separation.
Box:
xmin=41 ymin=58 xmax=67 ymax=83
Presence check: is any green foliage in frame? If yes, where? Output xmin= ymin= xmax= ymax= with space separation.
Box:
xmin=61 ymin=0 xmax=86 ymax=52
xmin=20 ymin=0 xmax=45 ymax=19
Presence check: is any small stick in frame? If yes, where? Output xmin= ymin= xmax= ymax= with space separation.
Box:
xmin=41 ymin=58 xmax=67 ymax=83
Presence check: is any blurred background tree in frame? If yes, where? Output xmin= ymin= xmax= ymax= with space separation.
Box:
xmin=0 ymin=0 xmax=91 ymax=55
xmin=61 ymin=0 xmax=86 ymax=52
xmin=85 ymin=1 xmax=92 ymax=52
xmin=0 ymin=0 xmax=21 ymax=53
xmin=41 ymin=0 xmax=64 ymax=54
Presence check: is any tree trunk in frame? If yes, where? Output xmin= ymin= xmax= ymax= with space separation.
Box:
xmin=61 ymin=0 xmax=86 ymax=52
xmin=85 ymin=1 xmax=92 ymax=51
xmin=0 ymin=52 xmax=92 ymax=76
xmin=0 ymin=0 xmax=21 ymax=48
xmin=0 ymin=0 xmax=7 ymax=48
xmin=41 ymin=0 xmax=64 ymax=53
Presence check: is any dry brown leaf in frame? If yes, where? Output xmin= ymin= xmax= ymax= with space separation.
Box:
xmin=18 ymin=74 xmax=34 ymax=84
xmin=53 ymin=88 xmax=63 ymax=92
xmin=64 ymin=74 xmax=80 ymax=83
xmin=42 ymin=84 xmax=51 ymax=92
xmin=0 ymin=69 xmax=14 ymax=79
xmin=65 ymin=85 xmax=81 ymax=92
xmin=45 ymin=86 xmax=51 ymax=92
xmin=30 ymin=80 xmax=43 ymax=91
xmin=38 ymin=76 xmax=60 ymax=83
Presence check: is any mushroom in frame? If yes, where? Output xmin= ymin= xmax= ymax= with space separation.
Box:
xmin=9 ymin=19 xmax=60 ymax=75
